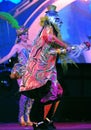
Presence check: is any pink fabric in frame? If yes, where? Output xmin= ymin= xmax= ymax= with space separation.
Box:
xmin=20 ymin=28 xmax=65 ymax=92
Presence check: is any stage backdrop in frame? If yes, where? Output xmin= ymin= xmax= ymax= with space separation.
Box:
xmin=0 ymin=0 xmax=91 ymax=63
xmin=0 ymin=0 xmax=91 ymax=123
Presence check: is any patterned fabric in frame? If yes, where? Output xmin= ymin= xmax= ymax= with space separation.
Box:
xmin=20 ymin=27 xmax=64 ymax=92
xmin=22 ymin=41 xmax=57 ymax=91
xmin=18 ymin=95 xmax=34 ymax=122
xmin=11 ymin=48 xmax=29 ymax=78
xmin=11 ymin=47 xmax=33 ymax=122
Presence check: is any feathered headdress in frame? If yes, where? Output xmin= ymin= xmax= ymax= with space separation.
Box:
xmin=0 ymin=12 xmax=28 ymax=36
xmin=16 ymin=26 xmax=28 ymax=36
xmin=0 ymin=12 xmax=20 ymax=29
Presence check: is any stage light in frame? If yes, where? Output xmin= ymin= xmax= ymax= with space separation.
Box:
xmin=81 ymin=0 xmax=89 ymax=2
xmin=84 ymin=0 xmax=88 ymax=1
xmin=0 ymin=0 xmax=21 ymax=4
xmin=7 ymin=0 xmax=21 ymax=4
xmin=0 ymin=80 xmax=9 ymax=87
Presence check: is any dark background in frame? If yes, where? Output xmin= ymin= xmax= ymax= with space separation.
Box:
xmin=0 ymin=63 xmax=91 ymax=123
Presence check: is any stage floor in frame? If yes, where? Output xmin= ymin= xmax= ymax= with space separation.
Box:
xmin=0 ymin=122 xmax=91 ymax=130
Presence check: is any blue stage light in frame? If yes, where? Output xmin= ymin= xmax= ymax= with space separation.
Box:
xmin=0 ymin=0 xmax=21 ymax=4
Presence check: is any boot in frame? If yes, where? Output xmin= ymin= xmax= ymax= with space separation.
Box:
xmin=44 ymin=118 xmax=56 ymax=130
xmin=33 ymin=122 xmax=47 ymax=130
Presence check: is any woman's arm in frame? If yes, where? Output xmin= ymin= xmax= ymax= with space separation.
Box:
xmin=0 ymin=44 xmax=18 ymax=64
xmin=52 ymin=35 xmax=67 ymax=48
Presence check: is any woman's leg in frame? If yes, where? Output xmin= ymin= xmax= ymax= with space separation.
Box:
xmin=18 ymin=94 xmax=28 ymax=126
xmin=32 ymin=100 xmax=60 ymax=130
xmin=25 ymin=98 xmax=34 ymax=126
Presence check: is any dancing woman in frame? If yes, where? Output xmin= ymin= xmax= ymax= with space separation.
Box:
xmin=19 ymin=5 xmax=67 ymax=130
xmin=0 ymin=26 xmax=34 ymax=126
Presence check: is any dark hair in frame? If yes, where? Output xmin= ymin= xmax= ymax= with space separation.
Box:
xmin=43 ymin=20 xmax=61 ymax=48
xmin=51 ymin=23 xmax=58 ymax=37
xmin=44 ymin=20 xmax=58 ymax=36
xmin=16 ymin=31 xmax=28 ymax=43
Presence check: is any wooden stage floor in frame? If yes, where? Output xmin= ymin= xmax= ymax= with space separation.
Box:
xmin=0 ymin=122 xmax=91 ymax=130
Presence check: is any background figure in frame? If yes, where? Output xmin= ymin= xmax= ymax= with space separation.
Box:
xmin=0 ymin=26 xmax=33 ymax=126
xmin=17 ymin=79 xmax=34 ymax=126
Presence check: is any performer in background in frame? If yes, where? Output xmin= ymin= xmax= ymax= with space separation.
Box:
xmin=0 ymin=26 xmax=34 ymax=126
